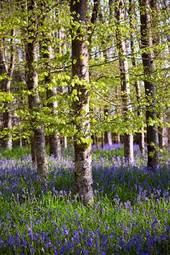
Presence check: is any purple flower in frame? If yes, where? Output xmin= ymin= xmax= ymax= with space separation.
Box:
xmin=86 ymin=237 xmax=93 ymax=247
xmin=7 ymin=236 xmax=15 ymax=246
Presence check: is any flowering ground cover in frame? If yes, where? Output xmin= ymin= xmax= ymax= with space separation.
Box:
xmin=0 ymin=157 xmax=169 ymax=254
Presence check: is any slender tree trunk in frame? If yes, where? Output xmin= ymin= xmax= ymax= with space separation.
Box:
xmin=49 ymin=134 xmax=61 ymax=158
xmin=38 ymin=1 xmax=62 ymax=159
xmin=115 ymin=0 xmax=134 ymax=163
xmin=25 ymin=0 xmax=48 ymax=179
xmin=31 ymin=136 xmax=37 ymax=165
xmin=113 ymin=133 xmax=121 ymax=143
xmin=151 ymin=0 xmax=169 ymax=150
xmin=139 ymin=0 xmax=158 ymax=169
xmin=104 ymin=108 xmax=112 ymax=145
xmin=0 ymin=30 xmax=15 ymax=149
xmin=56 ymin=24 xmax=67 ymax=154
xmin=60 ymin=136 xmax=68 ymax=153
xmin=2 ymin=100 xmax=12 ymax=149
xmin=63 ymin=136 xmax=68 ymax=149
xmin=104 ymin=131 xmax=112 ymax=146
xmin=46 ymin=87 xmax=61 ymax=159
xmin=70 ymin=0 xmax=94 ymax=206
xmin=129 ymin=0 xmax=145 ymax=154
xmin=19 ymin=138 xmax=23 ymax=148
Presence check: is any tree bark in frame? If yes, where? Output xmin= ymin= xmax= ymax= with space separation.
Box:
xmin=47 ymin=86 xmax=61 ymax=159
xmin=129 ymin=0 xmax=145 ymax=154
xmin=38 ymin=1 xmax=62 ymax=159
xmin=0 ymin=30 xmax=15 ymax=149
xmin=31 ymin=135 xmax=37 ymax=165
xmin=150 ymin=0 xmax=169 ymax=150
xmin=139 ymin=0 xmax=158 ymax=169
xmin=104 ymin=108 xmax=112 ymax=145
xmin=115 ymin=0 xmax=134 ymax=163
xmin=104 ymin=131 xmax=112 ymax=146
xmin=25 ymin=0 xmax=48 ymax=179
xmin=70 ymin=0 xmax=94 ymax=206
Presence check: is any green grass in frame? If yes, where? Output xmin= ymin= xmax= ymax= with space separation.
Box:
xmin=0 ymin=147 xmax=30 ymax=159
xmin=92 ymin=148 xmax=124 ymax=161
xmin=0 ymin=193 xmax=169 ymax=254
xmin=0 ymin=146 xmax=124 ymax=161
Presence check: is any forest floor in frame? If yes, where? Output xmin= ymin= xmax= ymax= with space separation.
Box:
xmin=0 ymin=147 xmax=169 ymax=254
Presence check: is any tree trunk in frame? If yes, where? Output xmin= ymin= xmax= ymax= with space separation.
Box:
xmin=158 ymin=121 xmax=169 ymax=149
xmin=114 ymin=0 xmax=134 ymax=163
xmin=25 ymin=0 xmax=48 ymax=179
xmin=104 ymin=108 xmax=112 ymax=146
xmin=46 ymin=87 xmax=61 ymax=159
xmin=2 ymin=107 xmax=12 ymax=149
xmin=0 ymin=30 xmax=15 ymax=150
xmin=38 ymin=1 xmax=62 ymax=160
xmin=31 ymin=136 xmax=37 ymax=165
xmin=104 ymin=131 xmax=112 ymax=146
xmin=70 ymin=0 xmax=94 ymax=206
xmin=49 ymin=133 xmax=61 ymax=158
xmin=62 ymin=136 xmax=68 ymax=150
xmin=150 ymin=0 xmax=169 ymax=151
xmin=61 ymin=136 xmax=68 ymax=153
xmin=139 ymin=0 xmax=158 ymax=169
xmin=129 ymin=0 xmax=145 ymax=154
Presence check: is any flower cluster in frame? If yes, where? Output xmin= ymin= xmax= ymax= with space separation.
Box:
xmin=0 ymin=157 xmax=169 ymax=254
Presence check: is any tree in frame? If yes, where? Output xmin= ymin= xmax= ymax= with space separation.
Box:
xmin=38 ymin=1 xmax=62 ymax=159
xmin=129 ymin=0 xmax=145 ymax=154
xmin=114 ymin=0 xmax=134 ymax=163
xmin=25 ymin=0 xmax=48 ymax=179
xmin=139 ymin=0 xmax=158 ymax=169
xmin=70 ymin=0 xmax=96 ymax=205
xmin=0 ymin=30 xmax=15 ymax=149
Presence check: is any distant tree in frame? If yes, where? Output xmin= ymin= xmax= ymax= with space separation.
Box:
xmin=114 ymin=0 xmax=134 ymax=163
xmin=0 ymin=30 xmax=15 ymax=150
xmin=129 ymin=0 xmax=145 ymax=154
xmin=38 ymin=1 xmax=62 ymax=159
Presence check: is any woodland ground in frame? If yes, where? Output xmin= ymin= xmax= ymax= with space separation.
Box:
xmin=0 ymin=146 xmax=169 ymax=255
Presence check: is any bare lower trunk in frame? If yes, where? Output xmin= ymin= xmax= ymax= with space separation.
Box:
xmin=124 ymin=134 xmax=134 ymax=163
xmin=92 ymin=134 xmax=100 ymax=149
xmin=61 ymin=136 xmax=68 ymax=152
xmin=158 ymin=127 xmax=169 ymax=149
xmin=63 ymin=137 xmax=68 ymax=149
xmin=104 ymin=132 xmax=112 ymax=146
xmin=71 ymin=0 xmax=94 ymax=206
xmin=31 ymin=136 xmax=37 ymax=165
xmin=74 ymin=142 xmax=93 ymax=205
xmin=113 ymin=133 xmax=121 ymax=143
xmin=19 ymin=139 xmax=23 ymax=148
xmin=49 ymin=134 xmax=61 ymax=158
xmin=47 ymin=87 xmax=62 ymax=159
xmin=19 ymin=129 xmax=23 ymax=148
xmin=136 ymin=133 xmax=145 ymax=154
xmin=34 ymin=128 xmax=48 ymax=178
xmin=104 ymin=108 xmax=112 ymax=146
xmin=146 ymin=126 xmax=158 ymax=168
xmin=2 ymin=80 xmax=12 ymax=150
xmin=2 ymin=111 xmax=12 ymax=149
